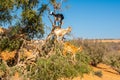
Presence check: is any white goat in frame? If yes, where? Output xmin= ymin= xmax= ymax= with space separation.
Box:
xmin=0 ymin=27 xmax=5 ymax=34
xmin=53 ymin=27 xmax=72 ymax=42
xmin=0 ymin=27 xmax=7 ymax=39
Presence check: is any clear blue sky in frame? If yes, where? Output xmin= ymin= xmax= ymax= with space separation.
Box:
xmin=59 ymin=0 xmax=120 ymax=39
xmin=4 ymin=0 xmax=120 ymax=39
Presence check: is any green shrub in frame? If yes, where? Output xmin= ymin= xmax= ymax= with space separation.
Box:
xmin=0 ymin=62 xmax=7 ymax=73
xmin=0 ymin=38 xmax=23 ymax=51
xmin=82 ymin=41 xmax=106 ymax=66
xmin=104 ymin=51 xmax=120 ymax=74
xmin=0 ymin=61 xmax=8 ymax=79
xmin=29 ymin=51 xmax=91 ymax=80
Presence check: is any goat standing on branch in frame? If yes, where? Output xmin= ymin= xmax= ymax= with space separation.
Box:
xmin=0 ymin=27 xmax=7 ymax=39
xmin=0 ymin=27 xmax=6 ymax=34
xmin=50 ymin=11 xmax=64 ymax=27
xmin=53 ymin=26 xmax=72 ymax=42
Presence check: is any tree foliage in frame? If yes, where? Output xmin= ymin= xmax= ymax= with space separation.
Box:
xmin=0 ymin=0 xmax=48 ymax=39
xmin=0 ymin=0 xmax=14 ymax=25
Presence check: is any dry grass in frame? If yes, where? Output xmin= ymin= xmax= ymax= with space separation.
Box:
xmin=10 ymin=72 xmax=23 ymax=80
xmin=91 ymin=39 xmax=120 ymax=43
xmin=100 ymin=40 xmax=120 ymax=43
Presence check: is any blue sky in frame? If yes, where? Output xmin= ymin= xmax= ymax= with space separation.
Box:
xmin=58 ymin=0 xmax=120 ymax=39
xmin=4 ymin=0 xmax=120 ymax=39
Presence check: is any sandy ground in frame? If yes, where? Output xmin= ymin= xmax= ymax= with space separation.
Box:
xmin=71 ymin=63 xmax=120 ymax=80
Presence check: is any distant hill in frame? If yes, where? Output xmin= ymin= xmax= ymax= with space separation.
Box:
xmin=84 ymin=39 xmax=120 ymax=43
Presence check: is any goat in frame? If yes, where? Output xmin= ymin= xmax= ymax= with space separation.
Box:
xmin=53 ymin=27 xmax=72 ymax=42
xmin=50 ymin=11 xmax=64 ymax=27
xmin=63 ymin=42 xmax=83 ymax=61
xmin=0 ymin=27 xmax=7 ymax=39
xmin=0 ymin=27 xmax=6 ymax=34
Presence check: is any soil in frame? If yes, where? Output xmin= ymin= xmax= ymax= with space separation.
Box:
xmin=72 ymin=63 xmax=120 ymax=80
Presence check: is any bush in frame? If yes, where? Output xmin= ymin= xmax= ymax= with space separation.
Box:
xmin=79 ymin=40 xmax=106 ymax=66
xmin=103 ymin=51 xmax=120 ymax=74
xmin=29 ymin=51 xmax=91 ymax=80
xmin=0 ymin=61 xmax=8 ymax=79
xmin=94 ymin=70 xmax=103 ymax=77
xmin=0 ymin=37 xmax=23 ymax=51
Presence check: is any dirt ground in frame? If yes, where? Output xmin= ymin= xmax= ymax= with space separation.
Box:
xmin=71 ymin=63 xmax=120 ymax=80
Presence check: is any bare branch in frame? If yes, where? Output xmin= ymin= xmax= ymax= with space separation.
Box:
xmin=48 ymin=15 xmax=53 ymax=25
